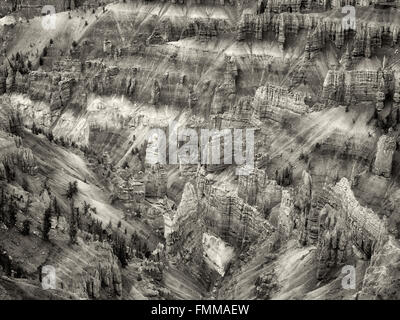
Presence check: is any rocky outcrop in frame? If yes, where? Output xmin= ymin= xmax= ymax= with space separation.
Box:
xmin=359 ymin=234 xmax=400 ymax=300
xmin=202 ymin=232 xmax=235 ymax=276
xmin=277 ymin=189 xmax=294 ymax=240
xmin=1 ymin=147 xmax=37 ymax=176
xmin=164 ymin=182 xmax=199 ymax=249
xmin=0 ymin=162 xmax=6 ymax=180
xmin=252 ymin=84 xmax=309 ymax=122
xmin=145 ymin=164 xmax=167 ymax=198
xmin=3 ymin=0 xmax=113 ymax=18
xmin=331 ymin=178 xmax=385 ymax=253
xmin=312 ymin=178 xmax=387 ymax=279
xmin=279 ymin=175 xmax=387 ymax=280
xmin=7 ymin=110 xmax=24 ymax=137
xmin=323 ymin=69 xmax=394 ymax=104
xmin=55 ymin=241 xmax=122 ymax=299
xmin=197 ymin=167 xmax=274 ymax=249
xmin=210 ymin=56 xmax=238 ymax=116
xmin=237 ymin=12 xmax=400 ymax=56
xmin=2 ymin=69 xmax=76 ymax=111
xmin=373 ymin=134 xmax=396 ymax=178
xmin=317 ymin=131 xmax=376 ymax=164
xmin=0 ymin=64 xmax=7 ymax=95
xmin=163 ymin=182 xmax=211 ymax=286
xmin=150 ymin=80 xmax=161 ymax=105
xmin=294 ymin=170 xmax=317 ymax=245
xmin=316 ymin=203 xmax=352 ymax=279
xmin=238 ymin=167 xmax=282 ymax=215
xmin=164 ymin=166 xmax=274 ymax=285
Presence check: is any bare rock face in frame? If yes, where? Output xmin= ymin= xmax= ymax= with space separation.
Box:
xmin=164 ymin=167 xmax=274 ymax=286
xmin=163 ymin=182 xmax=211 ymax=285
xmin=3 ymin=0 xmax=400 ymax=301
xmin=197 ymin=168 xmax=273 ymax=249
xmin=202 ymin=232 xmax=235 ymax=276
xmin=312 ymin=178 xmax=387 ymax=279
xmin=238 ymin=168 xmax=282 ymax=215
xmin=150 ymin=80 xmax=161 ymax=105
xmin=323 ymin=69 xmax=394 ymax=104
xmin=282 ymin=174 xmax=386 ymax=281
xmin=373 ymin=134 xmax=396 ymax=178
xmin=253 ymin=84 xmax=308 ymax=122
xmin=332 ymin=178 xmax=385 ymax=254
xmin=58 ymin=78 xmax=74 ymax=107
xmin=145 ymin=164 xmax=167 ymax=198
xmin=0 ymin=64 xmax=7 ymax=95
xmin=55 ymin=241 xmax=123 ymax=299
xmin=236 ymin=12 xmax=399 ymax=56
xmin=2 ymin=147 xmax=37 ymax=176
xmin=316 ymin=204 xmax=351 ymax=280
xmin=292 ymin=170 xmax=315 ymax=245
xmin=317 ymin=131 xmax=375 ymax=164
xmin=7 ymin=110 xmax=24 ymax=137
xmin=0 ymin=162 xmax=6 ymax=180
xmin=164 ymin=182 xmax=199 ymax=251
xmin=277 ymin=189 xmax=294 ymax=240
xmin=359 ymin=234 xmax=400 ymax=300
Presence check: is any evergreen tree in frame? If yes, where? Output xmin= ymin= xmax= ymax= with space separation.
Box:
xmin=82 ymin=201 xmax=90 ymax=215
xmin=69 ymin=202 xmax=78 ymax=244
xmin=0 ymin=188 xmax=6 ymax=222
xmin=112 ymin=232 xmax=128 ymax=267
xmin=22 ymin=219 xmax=31 ymax=236
xmin=66 ymin=181 xmax=78 ymax=199
xmin=53 ymin=197 xmax=61 ymax=220
xmin=118 ymin=238 xmax=128 ymax=267
xmin=22 ymin=177 xmax=30 ymax=191
xmin=42 ymin=205 xmax=52 ymax=241
xmin=7 ymin=199 xmax=18 ymax=228
xmin=75 ymin=207 xmax=81 ymax=230
xmin=46 ymin=131 xmax=54 ymax=142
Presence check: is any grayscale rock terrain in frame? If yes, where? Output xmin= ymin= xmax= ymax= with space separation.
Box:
xmin=0 ymin=0 xmax=400 ymax=300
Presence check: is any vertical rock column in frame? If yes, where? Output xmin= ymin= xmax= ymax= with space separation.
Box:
xmin=373 ymin=134 xmax=396 ymax=178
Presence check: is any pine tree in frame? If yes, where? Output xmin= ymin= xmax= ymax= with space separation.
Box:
xmin=118 ymin=238 xmax=128 ymax=267
xmin=7 ymin=199 xmax=18 ymax=228
xmin=69 ymin=202 xmax=78 ymax=244
xmin=53 ymin=197 xmax=61 ymax=220
xmin=22 ymin=219 xmax=31 ymax=236
xmin=42 ymin=205 xmax=52 ymax=241
xmin=22 ymin=196 xmax=32 ymax=215
xmin=82 ymin=201 xmax=90 ymax=215
xmin=0 ymin=188 xmax=6 ymax=223
xmin=66 ymin=181 xmax=78 ymax=199
xmin=112 ymin=232 xmax=128 ymax=267
xmin=22 ymin=177 xmax=30 ymax=191
xmin=75 ymin=207 xmax=81 ymax=230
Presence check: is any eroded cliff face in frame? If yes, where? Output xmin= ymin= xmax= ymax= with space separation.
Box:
xmin=1 ymin=0 xmax=400 ymax=300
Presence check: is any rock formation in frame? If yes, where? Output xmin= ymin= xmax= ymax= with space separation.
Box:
xmin=373 ymin=134 xmax=396 ymax=178
xmin=252 ymin=84 xmax=309 ymax=122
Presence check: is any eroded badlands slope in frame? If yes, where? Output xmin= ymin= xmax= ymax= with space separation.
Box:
xmin=1 ymin=0 xmax=400 ymax=299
